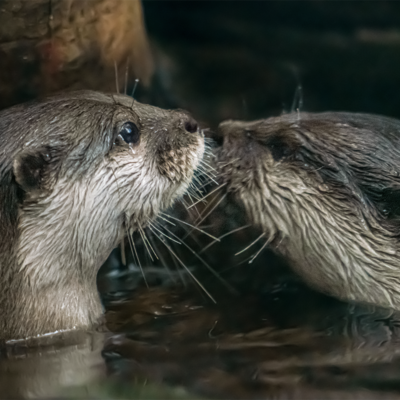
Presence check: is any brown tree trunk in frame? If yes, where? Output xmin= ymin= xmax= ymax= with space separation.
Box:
xmin=0 ymin=0 xmax=154 ymax=109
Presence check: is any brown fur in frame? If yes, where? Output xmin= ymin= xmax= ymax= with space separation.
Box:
xmin=0 ymin=90 xmax=204 ymax=340
xmin=217 ymin=112 xmax=400 ymax=310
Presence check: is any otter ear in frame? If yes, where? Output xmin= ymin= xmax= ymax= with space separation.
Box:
xmin=13 ymin=150 xmax=50 ymax=192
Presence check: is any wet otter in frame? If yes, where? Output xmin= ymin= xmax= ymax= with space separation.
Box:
xmin=0 ymin=90 xmax=204 ymax=341
xmin=217 ymin=112 xmax=400 ymax=310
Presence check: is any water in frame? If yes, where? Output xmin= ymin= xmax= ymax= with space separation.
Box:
xmin=3 ymin=223 xmax=400 ymax=399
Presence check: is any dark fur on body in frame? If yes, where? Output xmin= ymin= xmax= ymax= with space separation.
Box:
xmin=217 ymin=112 xmax=400 ymax=310
xmin=0 ymin=91 xmax=204 ymax=340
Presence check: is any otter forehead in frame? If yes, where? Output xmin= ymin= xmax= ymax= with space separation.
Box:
xmin=218 ymin=112 xmax=400 ymax=193
xmin=219 ymin=112 xmax=400 ymax=157
xmin=0 ymin=91 xmax=201 ymax=177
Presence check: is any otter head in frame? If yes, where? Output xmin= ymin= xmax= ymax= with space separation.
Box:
xmin=0 ymin=90 xmax=203 ymax=339
xmin=217 ymin=112 xmax=400 ymax=310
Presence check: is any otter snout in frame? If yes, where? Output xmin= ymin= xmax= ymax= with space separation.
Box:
xmin=184 ymin=116 xmax=199 ymax=135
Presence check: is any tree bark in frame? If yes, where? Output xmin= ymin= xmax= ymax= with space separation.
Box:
xmin=0 ymin=0 xmax=154 ymax=109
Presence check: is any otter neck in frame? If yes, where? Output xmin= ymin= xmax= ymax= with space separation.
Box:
xmin=0 ymin=183 xmax=123 ymax=340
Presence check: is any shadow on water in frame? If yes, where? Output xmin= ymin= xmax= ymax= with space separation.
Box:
xmin=3 ymin=2 xmax=400 ymax=398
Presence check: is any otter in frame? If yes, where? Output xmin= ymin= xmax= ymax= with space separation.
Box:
xmin=216 ymin=112 xmax=400 ymax=310
xmin=0 ymin=90 xmax=204 ymax=341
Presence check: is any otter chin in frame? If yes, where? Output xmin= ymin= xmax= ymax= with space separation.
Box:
xmin=217 ymin=112 xmax=400 ymax=311
xmin=0 ymin=90 xmax=204 ymax=341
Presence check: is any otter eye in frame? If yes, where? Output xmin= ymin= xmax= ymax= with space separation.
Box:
xmin=259 ymin=135 xmax=293 ymax=162
xmin=119 ymin=122 xmax=140 ymax=145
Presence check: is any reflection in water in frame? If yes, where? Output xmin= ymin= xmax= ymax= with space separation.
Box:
xmin=100 ymin=282 xmax=400 ymax=399
xmin=0 ymin=330 xmax=105 ymax=398
xmin=2 ymin=239 xmax=400 ymax=398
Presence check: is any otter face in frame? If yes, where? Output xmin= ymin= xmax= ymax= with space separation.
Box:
xmin=3 ymin=91 xmax=203 ymax=283
xmin=217 ymin=112 xmax=400 ymax=310
xmin=0 ymin=90 xmax=205 ymax=339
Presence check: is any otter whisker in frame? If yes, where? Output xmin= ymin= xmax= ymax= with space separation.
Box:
xmin=191 ymin=193 xmax=227 ymax=231
xmin=196 ymin=179 xmax=216 ymax=190
xmin=196 ymin=170 xmax=218 ymax=186
xmin=249 ymin=238 xmax=271 ymax=264
xmin=159 ymin=224 xmax=238 ymax=295
xmin=217 ymin=157 xmax=240 ymax=166
xmin=148 ymin=221 xmax=181 ymax=244
xmin=158 ymin=215 xmax=176 ymax=227
xmin=192 ymin=175 xmax=207 ymax=192
xmin=147 ymin=232 xmax=178 ymax=284
xmin=181 ymin=196 xmax=201 ymax=218
xmin=188 ymin=183 xmax=227 ymax=209
xmin=198 ymin=224 xmax=252 ymax=255
xmin=130 ymin=78 xmax=139 ymax=108
xmin=189 ymin=181 xmax=204 ymax=198
xmin=197 ymin=161 xmax=217 ymax=175
xmin=193 ymin=192 xmax=224 ymax=224
xmin=235 ymin=232 xmax=266 ymax=256
xmin=160 ymin=212 xmax=220 ymax=242
xmin=138 ymin=225 xmax=158 ymax=261
xmin=151 ymin=230 xmax=216 ymax=303
xmin=186 ymin=189 xmax=202 ymax=204
xmin=128 ymin=229 xmax=149 ymax=288
xmin=198 ymin=161 xmax=217 ymax=177
xmin=198 ymin=160 xmax=217 ymax=174
xmin=131 ymin=78 xmax=139 ymax=98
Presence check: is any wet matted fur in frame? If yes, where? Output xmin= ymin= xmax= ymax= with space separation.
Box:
xmin=217 ymin=112 xmax=400 ymax=310
xmin=0 ymin=90 xmax=204 ymax=340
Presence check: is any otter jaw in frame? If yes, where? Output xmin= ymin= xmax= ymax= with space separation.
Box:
xmin=217 ymin=114 xmax=400 ymax=311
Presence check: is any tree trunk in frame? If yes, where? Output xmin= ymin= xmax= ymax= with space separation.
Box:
xmin=0 ymin=0 xmax=154 ymax=109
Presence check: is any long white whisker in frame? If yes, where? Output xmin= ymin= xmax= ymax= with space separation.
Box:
xmin=128 ymin=229 xmax=148 ymax=288
xmin=149 ymin=222 xmax=181 ymax=244
xmin=161 ymin=224 xmax=238 ymax=294
xmin=198 ymin=224 xmax=252 ymax=255
xmin=249 ymin=238 xmax=270 ymax=264
xmin=188 ymin=183 xmax=227 ymax=209
xmin=138 ymin=226 xmax=155 ymax=262
xmin=191 ymin=193 xmax=227 ymax=232
xmin=157 ymin=215 xmax=176 ymax=226
xmin=140 ymin=225 xmax=159 ymax=260
xmin=161 ymin=212 xmax=220 ymax=242
xmin=235 ymin=233 xmax=266 ymax=256
xmin=147 ymin=232 xmax=177 ymax=284
xmin=150 ymin=228 xmax=216 ymax=303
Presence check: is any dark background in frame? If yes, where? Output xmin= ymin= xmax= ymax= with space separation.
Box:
xmin=143 ymin=1 xmax=400 ymax=127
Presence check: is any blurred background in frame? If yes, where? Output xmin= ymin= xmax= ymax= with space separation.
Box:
xmin=143 ymin=1 xmax=400 ymax=126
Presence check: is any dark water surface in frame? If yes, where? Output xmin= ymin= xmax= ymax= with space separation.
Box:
xmin=3 ymin=2 xmax=400 ymax=398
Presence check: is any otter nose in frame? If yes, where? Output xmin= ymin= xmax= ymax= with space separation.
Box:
xmin=184 ymin=117 xmax=199 ymax=134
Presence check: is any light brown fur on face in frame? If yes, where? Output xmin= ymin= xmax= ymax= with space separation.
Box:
xmin=217 ymin=112 xmax=400 ymax=311
xmin=0 ymin=90 xmax=204 ymax=341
